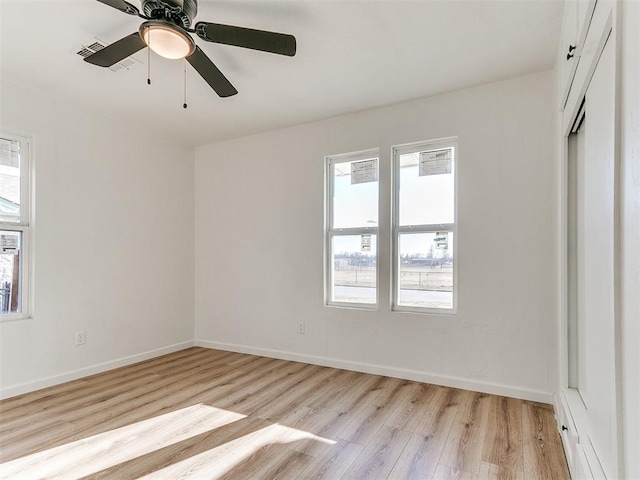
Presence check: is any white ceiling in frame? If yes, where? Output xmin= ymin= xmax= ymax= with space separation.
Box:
xmin=0 ymin=0 xmax=563 ymax=147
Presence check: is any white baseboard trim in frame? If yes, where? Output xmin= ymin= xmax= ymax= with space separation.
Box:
xmin=195 ymin=340 xmax=553 ymax=404
xmin=0 ymin=340 xmax=195 ymax=400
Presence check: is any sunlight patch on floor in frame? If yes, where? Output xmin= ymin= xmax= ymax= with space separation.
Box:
xmin=0 ymin=404 xmax=246 ymax=479
xmin=139 ymin=422 xmax=337 ymax=479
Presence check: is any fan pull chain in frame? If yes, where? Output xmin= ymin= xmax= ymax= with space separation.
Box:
xmin=147 ymin=42 xmax=151 ymax=85
xmin=183 ymin=59 xmax=188 ymax=109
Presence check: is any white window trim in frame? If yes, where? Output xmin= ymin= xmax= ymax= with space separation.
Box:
xmin=392 ymin=137 xmax=458 ymax=315
xmin=325 ymin=148 xmax=379 ymax=309
xmin=0 ymin=130 xmax=32 ymax=321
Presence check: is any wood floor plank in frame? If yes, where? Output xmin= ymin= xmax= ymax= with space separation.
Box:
xmin=0 ymin=348 xmax=213 ymax=424
xmin=432 ymin=389 xmax=491 ymax=475
xmin=388 ymin=431 xmax=443 ymax=480
xmin=337 ymin=376 xmax=410 ymax=445
xmin=217 ymin=438 xmax=303 ymax=479
xmin=81 ymin=415 xmax=269 ymax=479
xmin=479 ymin=461 xmax=502 ymax=479
xmin=262 ymin=449 xmax=315 ymax=479
xmin=481 ymin=395 xmax=524 ymax=479
xmin=341 ymin=425 xmax=411 ymax=480
xmin=2 ymin=404 xmax=246 ymax=479
xmin=522 ymin=401 xmax=570 ymax=480
xmin=252 ymin=366 xmax=339 ymax=422
xmin=0 ymin=347 xmax=245 ymax=433
xmin=0 ymin=348 xmax=570 ymax=480
xmin=0 ymin=347 xmax=209 ymax=415
xmin=284 ymin=406 xmax=351 ymax=457
xmin=412 ymin=386 xmax=462 ymax=436
xmin=0 ymin=354 xmax=277 ymax=461
xmin=307 ymin=369 xmax=378 ymax=411
xmin=112 ymin=415 xmax=275 ymax=480
xmin=298 ymin=439 xmax=364 ymax=480
xmin=388 ymin=386 xmax=462 ymax=480
xmin=0 ymin=354 xmax=276 ymax=460
xmin=384 ymin=382 xmax=433 ymax=432
xmin=433 ymin=464 xmax=478 ymax=479
xmin=213 ymin=363 xmax=321 ymax=415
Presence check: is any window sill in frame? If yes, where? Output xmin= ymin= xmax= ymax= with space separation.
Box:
xmin=326 ymin=302 xmax=378 ymax=311
xmin=0 ymin=313 xmax=32 ymax=323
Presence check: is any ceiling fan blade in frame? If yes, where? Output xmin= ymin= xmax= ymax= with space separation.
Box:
xmin=187 ymin=46 xmax=238 ymax=97
xmin=84 ymin=33 xmax=146 ymax=67
xmin=96 ymin=0 xmax=140 ymax=16
xmin=195 ymin=22 xmax=296 ymax=57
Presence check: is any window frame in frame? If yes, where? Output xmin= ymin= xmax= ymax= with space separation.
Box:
xmin=325 ymin=148 xmax=380 ymax=309
xmin=392 ymin=137 xmax=458 ymax=314
xmin=0 ymin=130 xmax=32 ymax=321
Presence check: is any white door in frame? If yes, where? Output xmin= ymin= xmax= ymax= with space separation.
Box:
xmin=575 ymin=34 xmax=618 ymax=479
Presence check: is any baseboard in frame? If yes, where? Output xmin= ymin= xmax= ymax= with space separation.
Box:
xmin=195 ymin=340 xmax=553 ymax=404
xmin=2 ymin=338 xmax=553 ymax=404
xmin=0 ymin=340 xmax=195 ymax=400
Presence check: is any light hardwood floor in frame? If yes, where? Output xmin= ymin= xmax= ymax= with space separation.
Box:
xmin=0 ymin=347 xmax=570 ymax=479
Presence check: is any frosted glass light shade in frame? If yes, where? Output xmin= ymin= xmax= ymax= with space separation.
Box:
xmin=141 ymin=23 xmax=195 ymax=60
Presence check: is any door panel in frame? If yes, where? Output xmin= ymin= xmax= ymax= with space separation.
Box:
xmin=576 ymin=34 xmax=617 ymax=479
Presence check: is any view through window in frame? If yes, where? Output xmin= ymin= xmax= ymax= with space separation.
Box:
xmin=0 ymin=132 xmax=30 ymax=317
xmin=326 ymin=150 xmax=379 ymax=306
xmin=325 ymin=139 xmax=456 ymax=312
xmin=394 ymin=140 xmax=456 ymax=311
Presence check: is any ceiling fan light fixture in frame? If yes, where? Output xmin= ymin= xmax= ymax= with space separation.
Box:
xmin=140 ymin=21 xmax=195 ymax=60
xmin=88 ymin=0 xmax=297 ymax=98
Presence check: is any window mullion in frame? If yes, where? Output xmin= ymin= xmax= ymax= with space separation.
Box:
xmin=396 ymin=224 xmax=454 ymax=234
xmin=330 ymin=227 xmax=379 ymax=236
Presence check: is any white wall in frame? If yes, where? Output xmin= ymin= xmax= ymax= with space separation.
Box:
xmin=0 ymin=79 xmax=195 ymax=397
xmin=195 ymin=71 xmax=557 ymax=401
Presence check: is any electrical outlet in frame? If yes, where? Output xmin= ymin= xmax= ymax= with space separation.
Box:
xmin=297 ymin=322 xmax=305 ymax=334
xmin=75 ymin=330 xmax=86 ymax=346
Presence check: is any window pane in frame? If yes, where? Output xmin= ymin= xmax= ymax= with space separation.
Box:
xmin=332 ymin=158 xmax=378 ymax=229
xmin=399 ymin=148 xmax=454 ymax=226
xmin=398 ymin=231 xmax=453 ymax=309
xmin=331 ymin=234 xmax=376 ymax=304
xmin=0 ymin=137 xmax=22 ymax=223
xmin=0 ymin=230 xmax=22 ymax=314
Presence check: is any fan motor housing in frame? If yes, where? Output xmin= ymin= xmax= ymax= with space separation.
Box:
xmin=142 ymin=0 xmax=198 ymax=28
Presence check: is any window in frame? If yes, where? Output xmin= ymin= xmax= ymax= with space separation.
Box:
xmin=0 ymin=131 xmax=31 ymax=318
xmin=393 ymin=138 xmax=456 ymax=312
xmin=325 ymin=149 xmax=379 ymax=307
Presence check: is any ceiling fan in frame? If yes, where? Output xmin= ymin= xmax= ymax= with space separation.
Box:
xmin=84 ymin=0 xmax=297 ymax=98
